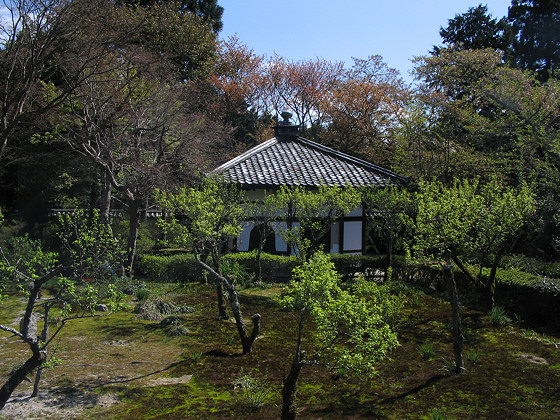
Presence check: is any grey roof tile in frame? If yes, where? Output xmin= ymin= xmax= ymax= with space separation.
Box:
xmin=212 ymin=136 xmax=407 ymax=188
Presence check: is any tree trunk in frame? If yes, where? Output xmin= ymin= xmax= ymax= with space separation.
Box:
xmin=228 ymin=283 xmax=261 ymax=354
xmin=444 ymin=260 xmax=464 ymax=374
xmin=281 ymin=317 xmax=305 ymax=420
xmin=216 ymin=283 xmax=228 ymax=320
xmin=99 ymin=169 xmax=112 ymax=225
xmin=32 ymin=302 xmax=52 ymax=398
xmin=31 ymin=365 xmax=43 ymax=398
xmin=450 ymin=248 xmax=478 ymax=286
xmin=281 ymin=352 xmax=303 ymax=420
xmin=255 ymin=245 xmax=262 ymax=283
xmin=0 ymin=268 xmax=63 ymax=407
xmin=125 ymin=197 xmax=142 ymax=276
xmin=488 ymin=265 xmax=498 ymax=309
xmin=211 ymin=250 xmax=228 ymax=320
xmin=385 ymin=238 xmax=393 ymax=282
xmin=194 ymin=253 xmax=261 ymax=354
xmin=0 ymin=351 xmax=44 ymax=409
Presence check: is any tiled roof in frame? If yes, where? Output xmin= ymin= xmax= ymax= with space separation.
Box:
xmin=212 ymin=136 xmax=407 ymax=188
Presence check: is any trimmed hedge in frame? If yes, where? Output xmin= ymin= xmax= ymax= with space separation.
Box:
xmin=136 ymin=254 xmax=204 ymax=283
xmin=135 ymin=252 xmax=387 ymax=283
xmin=390 ymin=257 xmax=560 ymax=331
xmin=136 ymin=251 xmax=559 ymax=330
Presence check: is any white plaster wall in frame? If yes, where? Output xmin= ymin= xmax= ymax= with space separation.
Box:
xmin=330 ymin=222 xmax=340 ymax=253
xmin=346 ymin=206 xmax=363 ymax=217
xmin=343 ymin=221 xmax=362 ymax=251
xmin=236 ymin=193 xmax=363 ymax=254
xmin=237 ymin=221 xmax=254 ymax=252
xmin=273 ymin=222 xmax=288 ymax=252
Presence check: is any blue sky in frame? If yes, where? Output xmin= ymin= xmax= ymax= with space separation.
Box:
xmin=218 ymin=1 xmax=512 ymax=84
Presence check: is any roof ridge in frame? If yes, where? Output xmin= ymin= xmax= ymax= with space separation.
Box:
xmin=212 ymin=138 xmax=278 ymax=174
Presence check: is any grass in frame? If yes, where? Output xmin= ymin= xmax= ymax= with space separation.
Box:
xmin=418 ymin=342 xmax=436 ymax=360
xmin=488 ymin=305 xmax=512 ymax=327
xmin=1 ymin=281 xmax=560 ymax=418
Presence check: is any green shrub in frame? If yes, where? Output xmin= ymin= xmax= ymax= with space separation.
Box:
xmin=431 ymin=408 xmax=450 ymax=420
xmin=501 ymin=254 xmax=560 ymax=279
xmin=224 ymin=252 xmax=298 ymax=282
xmin=488 ymin=306 xmax=511 ymax=327
xmin=189 ymin=351 xmax=203 ymax=364
xmin=224 ymin=252 xmax=385 ymax=283
xmin=135 ymin=288 xmax=150 ymax=301
xmin=466 ymin=348 xmax=481 ymax=364
xmin=234 ymin=371 xmax=270 ymax=410
xmin=136 ymin=254 xmax=204 ymax=283
xmin=330 ymin=254 xmax=385 ymax=281
xmin=440 ymin=357 xmax=457 ymax=375
xmin=418 ymin=342 xmax=436 ymax=360
xmin=221 ymin=260 xmax=251 ymax=286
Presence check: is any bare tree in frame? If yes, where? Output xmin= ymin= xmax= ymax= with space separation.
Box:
xmin=0 ymin=0 xmax=120 ymax=159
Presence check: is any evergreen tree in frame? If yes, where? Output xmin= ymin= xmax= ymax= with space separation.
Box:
xmin=435 ymin=4 xmax=512 ymax=54
xmin=508 ymin=0 xmax=560 ymax=80
xmin=120 ymin=0 xmax=223 ymax=32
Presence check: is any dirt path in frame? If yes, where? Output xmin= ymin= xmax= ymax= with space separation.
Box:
xmin=2 ymin=374 xmax=193 ymax=419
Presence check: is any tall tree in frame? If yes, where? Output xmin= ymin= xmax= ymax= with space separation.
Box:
xmin=362 ymin=186 xmax=415 ymax=279
xmin=120 ymin=0 xmax=224 ymax=32
xmin=435 ymin=4 xmax=512 ymax=54
xmin=415 ymin=177 xmax=535 ymax=306
xmin=321 ymin=56 xmax=410 ymax=165
xmin=0 ymin=0 xmax=118 ymax=160
xmin=262 ymin=56 xmax=344 ymax=134
xmin=210 ymin=36 xmax=271 ymax=147
xmin=111 ymin=2 xmax=218 ymax=80
xmin=61 ymin=69 xmax=226 ymax=274
xmin=508 ymin=0 xmax=560 ymax=80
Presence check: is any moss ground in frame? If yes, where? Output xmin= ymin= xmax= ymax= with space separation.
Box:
xmin=1 ymin=282 xmax=560 ymax=419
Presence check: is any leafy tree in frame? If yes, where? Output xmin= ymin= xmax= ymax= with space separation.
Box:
xmin=414 ymin=177 xmax=536 ymax=306
xmin=57 ymin=208 xmax=126 ymax=280
xmin=362 ymin=186 xmax=415 ymax=279
xmin=321 ymin=56 xmax=410 ymax=165
xmin=121 ymin=0 xmax=224 ymax=33
xmin=210 ymin=36 xmax=273 ymax=146
xmin=155 ymin=177 xmax=261 ymax=354
xmin=182 ymin=0 xmax=224 ymax=32
xmin=273 ymin=185 xmax=361 ymax=262
xmin=111 ymin=2 xmax=218 ymax=80
xmin=277 ymin=252 xmax=399 ymax=419
xmin=0 ymin=211 xmax=126 ymax=408
xmin=0 ymin=0 xmax=119 ymax=159
xmin=59 ymin=56 xmax=229 ymax=274
xmin=244 ymin=192 xmax=280 ymax=282
xmin=435 ymin=4 xmax=512 ymax=54
xmin=412 ymin=46 xmax=560 ymax=258
xmin=508 ymin=0 xmax=560 ymax=80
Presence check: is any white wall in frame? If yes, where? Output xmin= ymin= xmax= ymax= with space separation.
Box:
xmin=343 ymin=221 xmax=362 ymax=252
xmin=236 ymin=188 xmax=363 ymax=254
xmin=237 ymin=221 xmax=254 ymax=252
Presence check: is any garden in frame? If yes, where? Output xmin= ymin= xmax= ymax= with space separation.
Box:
xmin=1 ymin=180 xmax=560 ymax=419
